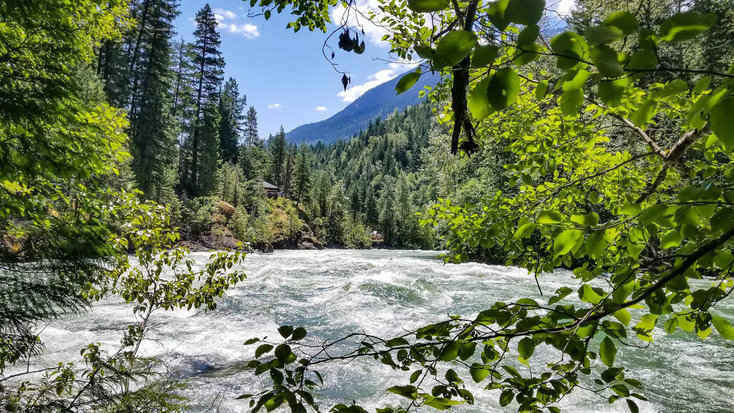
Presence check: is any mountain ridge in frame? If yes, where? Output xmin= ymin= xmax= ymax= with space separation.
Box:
xmin=286 ymin=71 xmax=440 ymax=145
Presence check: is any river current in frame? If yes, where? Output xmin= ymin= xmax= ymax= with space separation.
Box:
xmin=35 ymin=250 xmax=733 ymax=412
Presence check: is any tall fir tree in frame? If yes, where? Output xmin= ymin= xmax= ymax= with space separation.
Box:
xmin=293 ymin=149 xmax=311 ymax=205
xmin=186 ymin=3 xmax=224 ymax=196
xmin=129 ymin=0 xmax=179 ymax=201
xmin=218 ymin=78 xmax=246 ymax=163
xmin=269 ymin=126 xmax=287 ymax=187
xmin=244 ymin=106 xmax=259 ymax=146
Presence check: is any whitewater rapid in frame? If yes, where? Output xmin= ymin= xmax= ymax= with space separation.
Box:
xmin=33 ymin=250 xmax=734 ymax=412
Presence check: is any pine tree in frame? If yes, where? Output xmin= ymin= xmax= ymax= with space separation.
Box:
xmin=293 ymin=150 xmax=311 ymax=205
xmin=244 ymin=106 xmax=259 ymax=145
xmin=170 ymin=38 xmax=195 ymax=193
xmin=129 ymin=0 xmax=179 ymax=201
xmin=269 ymin=126 xmax=287 ymax=187
xmin=187 ymin=3 xmax=224 ymax=196
xmin=282 ymin=146 xmax=295 ymax=197
xmin=218 ymin=78 xmax=246 ymax=163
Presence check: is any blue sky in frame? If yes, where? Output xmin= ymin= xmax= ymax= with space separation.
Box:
xmin=174 ymin=0 xmax=574 ymax=138
xmin=175 ymin=0 xmax=420 ymax=138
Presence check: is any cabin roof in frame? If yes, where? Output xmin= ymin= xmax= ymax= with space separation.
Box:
xmin=262 ymin=181 xmax=279 ymax=190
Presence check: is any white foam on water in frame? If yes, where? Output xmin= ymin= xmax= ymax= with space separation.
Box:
xmin=13 ymin=249 xmax=734 ymax=413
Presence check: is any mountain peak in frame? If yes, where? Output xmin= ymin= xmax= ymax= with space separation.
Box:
xmin=286 ymin=71 xmax=440 ymax=145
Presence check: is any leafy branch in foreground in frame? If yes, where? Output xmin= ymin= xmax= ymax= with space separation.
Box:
xmin=2 ymin=195 xmax=248 ymax=412
xmin=241 ymin=0 xmax=734 ymax=412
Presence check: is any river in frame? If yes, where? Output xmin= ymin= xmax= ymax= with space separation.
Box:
xmin=36 ymin=250 xmax=734 ymax=412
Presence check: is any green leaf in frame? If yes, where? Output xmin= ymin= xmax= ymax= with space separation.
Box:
xmin=468 ymin=77 xmax=493 ymax=119
xmin=415 ymin=45 xmax=435 ymax=59
xmin=434 ymin=30 xmax=477 ymax=67
xmin=291 ymin=327 xmax=307 ymax=341
xmin=386 ymin=337 xmax=409 ymax=347
xmin=548 ymin=287 xmax=573 ymax=305
xmin=711 ymin=315 xmax=734 ymax=340
xmin=518 ymin=24 xmax=540 ymax=46
xmin=551 ymin=32 xmax=589 ymax=70
xmin=470 ymin=363 xmax=490 ymax=382
xmin=658 ymin=12 xmax=716 ymax=42
xmin=585 ymin=25 xmax=624 ymax=45
xmin=604 ymin=12 xmax=638 ymax=35
xmin=422 ymin=396 xmax=464 ymax=410
xmin=515 ymin=43 xmax=541 ymax=66
xmin=598 ymin=78 xmax=628 ymax=106
xmin=591 ymin=45 xmax=623 ymax=77
xmin=600 ymin=337 xmax=617 ymax=367
xmin=579 ymin=284 xmax=603 ymax=304
xmin=554 ymin=229 xmax=584 ymax=257
xmin=275 ymin=343 xmax=292 ymax=363
xmin=439 ymin=341 xmax=460 ymax=361
xmin=560 ymin=89 xmax=583 ymax=116
xmin=471 ymin=45 xmax=499 ymax=67
xmin=395 ymin=71 xmax=421 ymax=95
xmin=518 ymin=337 xmax=535 ymax=360
xmin=711 ymin=96 xmax=734 ymax=149
xmin=410 ymin=369 xmax=422 ymax=383
xmin=562 ymin=69 xmax=590 ymax=91
xmin=630 ymin=99 xmax=656 ymax=127
xmin=538 ymin=210 xmax=563 ymax=224
xmin=627 ymin=399 xmax=640 ymax=413
xmin=506 ymin=0 xmax=544 ymax=25
xmin=664 ymin=317 xmax=678 ymax=334
xmin=278 ymin=325 xmax=294 ymax=338
xmin=535 ymin=80 xmax=548 ymax=99
xmin=514 ymin=222 xmax=536 ymax=239
xmin=612 ymin=384 xmax=630 ymax=397
xmin=459 ymin=342 xmax=477 ymax=360
xmin=661 ymin=229 xmax=682 ymax=249
xmin=255 ymin=344 xmax=273 ymax=358
xmin=487 ymin=67 xmax=521 ymax=110
xmin=627 ymin=49 xmax=658 ymax=70
xmin=614 ymin=309 xmax=631 ymax=326
xmin=487 ymin=0 xmax=510 ymax=31
xmin=244 ymin=338 xmax=260 ymax=345
xmin=407 ymin=0 xmax=449 ymax=12
xmin=499 ymin=389 xmax=514 ymax=407
xmin=387 ymin=385 xmax=418 ymax=399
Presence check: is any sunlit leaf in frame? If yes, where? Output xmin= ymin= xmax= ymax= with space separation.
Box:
xmin=487 ymin=67 xmax=520 ymax=110
xmin=395 ymin=71 xmax=421 ymax=95
xmin=434 ymin=30 xmax=477 ymax=67
xmin=407 ymin=0 xmax=450 ymax=12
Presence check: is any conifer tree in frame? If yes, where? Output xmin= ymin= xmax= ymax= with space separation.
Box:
xmin=269 ymin=126 xmax=287 ymax=187
xmin=293 ymin=150 xmax=311 ymax=205
xmin=282 ymin=146 xmax=295 ymax=197
xmin=244 ymin=106 xmax=260 ymax=146
xmin=187 ymin=3 xmax=224 ymax=196
xmin=218 ymin=78 xmax=246 ymax=163
xmin=129 ymin=0 xmax=179 ymax=201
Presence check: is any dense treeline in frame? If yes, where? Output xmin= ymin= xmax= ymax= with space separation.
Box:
xmin=92 ymin=0 xmax=446 ymax=250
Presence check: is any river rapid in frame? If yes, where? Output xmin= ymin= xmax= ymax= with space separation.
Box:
xmin=35 ymin=250 xmax=733 ymax=412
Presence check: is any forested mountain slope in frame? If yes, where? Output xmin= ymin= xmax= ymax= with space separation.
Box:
xmin=286 ymin=71 xmax=440 ymax=145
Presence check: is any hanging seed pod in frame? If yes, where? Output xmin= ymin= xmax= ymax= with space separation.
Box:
xmin=341 ymin=74 xmax=350 ymax=91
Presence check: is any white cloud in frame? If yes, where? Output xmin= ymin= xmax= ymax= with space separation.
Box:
xmin=224 ymin=23 xmax=260 ymax=39
xmin=213 ymin=8 xmax=259 ymax=39
xmin=337 ymin=68 xmax=397 ymax=103
xmin=315 ymin=106 xmax=328 ymax=112
xmin=213 ymin=8 xmax=237 ymax=21
xmin=268 ymin=103 xmax=281 ymax=110
xmin=337 ymin=59 xmax=420 ymax=103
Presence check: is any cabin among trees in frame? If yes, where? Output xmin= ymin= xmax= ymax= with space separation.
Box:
xmin=263 ymin=181 xmax=281 ymax=198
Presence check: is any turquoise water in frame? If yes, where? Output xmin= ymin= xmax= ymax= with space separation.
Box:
xmin=37 ymin=250 xmax=734 ymax=412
